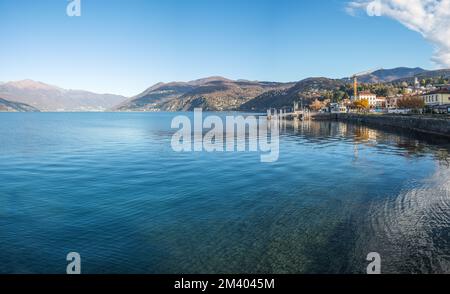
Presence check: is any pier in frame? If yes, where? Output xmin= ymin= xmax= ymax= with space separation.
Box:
xmin=266 ymin=102 xmax=311 ymax=121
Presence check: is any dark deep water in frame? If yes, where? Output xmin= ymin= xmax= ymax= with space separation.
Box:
xmin=0 ymin=112 xmax=449 ymax=274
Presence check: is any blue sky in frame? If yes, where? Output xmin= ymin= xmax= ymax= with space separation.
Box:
xmin=0 ymin=0 xmax=435 ymax=96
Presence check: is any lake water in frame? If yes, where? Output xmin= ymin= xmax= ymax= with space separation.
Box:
xmin=0 ymin=112 xmax=449 ymax=274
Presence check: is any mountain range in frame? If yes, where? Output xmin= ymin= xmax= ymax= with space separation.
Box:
xmin=115 ymin=77 xmax=294 ymax=112
xmin=119 ymin=67 xmax=450 ymax=112
xmin=387 ymin=68 xmax=450 ymax=84
xmin=0 ymin=80 xmax=127 ymax=112
xmin=350 ymin=67 xmax=428 ymax=83
xmin=2 ymin=67 xmax=449 ymax=112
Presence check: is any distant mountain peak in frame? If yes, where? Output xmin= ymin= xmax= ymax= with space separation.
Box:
xmin=5 ymin=79 xmax=59 ymax=91
xmin=0 ymin=80 xmax=127 ymax=111
xmin=143 ymin=82 xmax=169 ymax=92
xmin=140 ymin=77 xmax=233 ymax=95
xmin=187 ymin=76 xmax=232 ymax=85
xmin=345 ymin=67 xmax=428 ymax=83
xmin=117 ymin=76 xmax=292 ymax=112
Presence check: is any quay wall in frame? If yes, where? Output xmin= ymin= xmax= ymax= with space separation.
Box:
xmin=312 ymin=113 xmax=450 ymax=138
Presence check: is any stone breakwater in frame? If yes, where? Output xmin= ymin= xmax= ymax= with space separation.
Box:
xmin=312 ymin=113 xmax=450 ymax=138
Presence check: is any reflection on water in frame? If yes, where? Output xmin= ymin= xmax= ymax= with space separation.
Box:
xmin=0 ymin=113 xmax=449 ymax=274
xmin=285 ymin=119 xmax=449 ymax=164
xmin=281 ymin=120 xmax=450 ymax=273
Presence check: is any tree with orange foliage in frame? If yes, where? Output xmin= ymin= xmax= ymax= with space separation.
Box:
xmin=353 ymin=99 xmax=369 ymax=112
xmin=310 ymin=99 xmax=324 ymax=111
xmin=397 ymin=96 xmax=425 ymax=110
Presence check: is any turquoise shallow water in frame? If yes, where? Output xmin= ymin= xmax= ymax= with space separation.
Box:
xmin=0 ymin=112 xmax=449 ymax=273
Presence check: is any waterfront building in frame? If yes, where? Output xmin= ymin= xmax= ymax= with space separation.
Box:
xmin=422 ymin=89 xmax=450 ymax=106
xmin=375 ymin=96 xmax=386 ymax=108
xmin=353 ymin=91 xmax=377 ymax=107
xmin=386 ymin=96 xmax=401 ymax=109
xmin=422 ymin=89 xmax=450 ymax=113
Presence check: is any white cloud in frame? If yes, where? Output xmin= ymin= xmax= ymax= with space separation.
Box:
xmin=347 ymin=0 xmax=450 ymax=68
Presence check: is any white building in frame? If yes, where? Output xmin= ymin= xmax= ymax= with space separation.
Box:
xmin=352 ymin=91 xmax=377 ymax=107
xmin=404 ymin=87 xmax=415 ymax=94
xmin=330 ymin=103 xmax=347 ymax=113
xmin=414 ymin=77 xmax=420 ymax=89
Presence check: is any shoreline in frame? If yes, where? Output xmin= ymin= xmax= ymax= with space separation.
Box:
xmin=312 ymin=113 xmax=450 ymax=138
